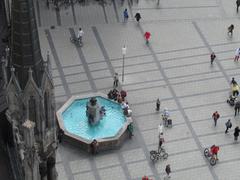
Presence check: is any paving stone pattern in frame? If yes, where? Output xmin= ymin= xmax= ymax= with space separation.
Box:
xmin=36 ymin=0 xmax=240 ymax=179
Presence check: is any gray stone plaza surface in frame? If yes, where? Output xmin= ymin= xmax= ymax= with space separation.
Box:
xmin=35 ymin=0 xmax=240 ymax=179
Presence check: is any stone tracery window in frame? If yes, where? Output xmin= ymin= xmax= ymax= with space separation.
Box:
xmin=28 ymin=96 xmax=37 ymax=135
xmin=44 ymin=91 xmax=49 ymax=129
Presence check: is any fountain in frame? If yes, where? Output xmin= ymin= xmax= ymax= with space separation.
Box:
xmin=56 ymin=92 xmax=132 ymax=152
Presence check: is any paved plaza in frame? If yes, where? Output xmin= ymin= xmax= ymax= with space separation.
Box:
xmin=35 ymin=0 xmax=240 ymax=179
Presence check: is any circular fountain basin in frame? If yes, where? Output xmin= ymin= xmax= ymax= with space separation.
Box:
xmin=56 ymin=92 xmax=132 ymax=152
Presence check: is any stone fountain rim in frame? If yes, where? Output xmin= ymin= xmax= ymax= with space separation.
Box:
xmin=56 ymin=92 xmax=132 ymax=145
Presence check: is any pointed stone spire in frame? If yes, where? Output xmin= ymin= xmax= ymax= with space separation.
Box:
xmin=11 ymin=0 xmax=43 ymax=89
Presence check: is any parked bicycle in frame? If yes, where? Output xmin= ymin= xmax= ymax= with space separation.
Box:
xmin=150 ymin=147 xmax=168 ymax=162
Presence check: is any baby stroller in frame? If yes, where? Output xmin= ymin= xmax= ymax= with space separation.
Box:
xmin=227 ymin=95 xmax=236 ymax=106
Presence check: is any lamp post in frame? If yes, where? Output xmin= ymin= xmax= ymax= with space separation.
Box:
xmin=122 ymin=45 xmax=127 ymax=82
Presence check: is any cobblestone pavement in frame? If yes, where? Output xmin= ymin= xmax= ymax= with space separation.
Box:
xmin=36 ymin=0 xmax=240 ymax=179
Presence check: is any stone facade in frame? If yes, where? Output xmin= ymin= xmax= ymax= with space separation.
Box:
xmin=0 ymin=0 xmax=58 ymax=180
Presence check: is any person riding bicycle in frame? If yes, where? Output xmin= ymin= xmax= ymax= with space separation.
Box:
xmin=158 ymin=134 xmax=164 ymax=153
xmin=162 ymin=108 xmax=170 ymax=126
xmin=210 ymin=145 xmax=219 ymax=160
xmin=163 ymin=108 xmax=170 ymax=119
xmin=77 ymin=28 xmax=84 ymax=44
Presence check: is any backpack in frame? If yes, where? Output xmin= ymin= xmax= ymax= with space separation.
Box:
xmin=226 ymin=121 xmax=232 ymax=128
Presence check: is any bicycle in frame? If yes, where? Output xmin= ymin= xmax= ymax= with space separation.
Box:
xmin=70 ymin=36 xmax=82 ymax=47
xmin=150 ymin=147 xmax=168 ymax=162
xmin=162 ymin=115 xmax=172 ymax=128
xmin=204 ymin=148 xmax=217 ymax=166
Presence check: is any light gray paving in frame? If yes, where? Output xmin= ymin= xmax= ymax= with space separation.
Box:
xmin=36 ymin=0 xmax=240 ymax=179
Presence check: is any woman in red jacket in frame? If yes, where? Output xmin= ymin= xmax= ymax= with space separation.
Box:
xmin=210 ymin=145 xmax=219 ymax=160
xmin=144 ymin=31 xmax=151 ymax=44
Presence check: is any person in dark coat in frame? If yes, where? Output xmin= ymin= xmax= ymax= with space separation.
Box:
xmin=90 ymin=139 xmax=99 ymax=154
xmin=228 ymin=24 xmax=234 ymax=36
xmin=234 ymin=126 xmax=240 ymax=141
xmin=58 ymin=129 xmax=64 ymax=143
xmin=234 ymin=100 xmax=240 ymax=116
xmin=134 ymin=11 xmax=141 ymax=23
xmin=237 ymin=0 xmax=240 ymax=13
xmin=156 ymin=98 xmax=160 ymax=111
xmin=212 ymin=111 xmax=220 ymax=126
xmin=165 ymin=164 xmax=171 ymax=178
xmin=210 ymin=52 xmax=216 ymax=65
xmin=231 ymin=77 xmax=238 ymax=85
xmin=123 ymin=9 xmax=129 ymax=22
xmin=225 ymin=119 xmax=232 ymax=134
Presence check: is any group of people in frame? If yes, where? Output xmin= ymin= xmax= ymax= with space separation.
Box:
xmin=229 ymin=78 xmax=240 ymax=116
xmin=223 ymin=118 xmax=240 ymax=141
xmin=154 ymin=101 xmax=172 ymax=179
xmin=142 ymin=165 xmax=171 ymax=180
xmin=123 ymin=9 xmax=151 ymax=44
xmin=108 ymin=88 xmax=127 ymax=103
xmin=210 ymin=77 xmax=240 ymax=160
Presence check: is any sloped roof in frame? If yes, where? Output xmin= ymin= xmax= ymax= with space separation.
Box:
xmin=11 ymin=0 xmax=44 ymax=89
xmin=0 ymin=1 xmax=7 ymax=113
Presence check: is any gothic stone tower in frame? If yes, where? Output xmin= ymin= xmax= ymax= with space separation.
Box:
xmin=0 ymin=0 xmax=58 ymax=179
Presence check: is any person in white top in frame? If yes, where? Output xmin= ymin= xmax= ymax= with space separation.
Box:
xmin=77 ymin=28 xmax=84 ymax=44
xmin=234 ymin=48 xmax=240 ymax=61
xmin=158 ymin=124 xmax=163 ymax=138
xmin=163 ymin=108 xmax=170 ymax=119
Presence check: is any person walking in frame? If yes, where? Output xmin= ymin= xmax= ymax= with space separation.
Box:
xmin=234 ymin=48 xmax=240 ymax=61
xmin=212 ymin=111 xmax=220 ymax=126
xmin=225 ymin=119 xmax=232 ymax=134
xmin=234 ymin=126 xmax=240 ymax=141
xmin=158 ymin=123 xmax=163 ymax=137
xmin=142 ymin=176 xmax=152 ymax=180
xmin=134 ymin=11 xmax=141 ymax=23
xmin=232 ymin=83 xmax=239 ymax=96
xmin=77 ymin=28 xmax=84 ymax=46
xmin=156 ymin=98 xmax=160 ymax=111
xmin=123 ymin=8 xmax=129 ymax=22
xmin=237 ymin=0 xmax=240 ymax=13
xmin=231 ymin=77 xmax=238 ymax=85
xmin=127 ymin=123 xmax=134 ymax=138
xmin=228 ymin=24 xmax=234 ymax=36
xmin=210 ymin=52 xmax=216 ymax=65
xmin=234 ymin=100 xmax=240 ymax=116
xmin=90 ymin=139 xmax=99 ymax=154
xmin=158 ymin=134 xmax=164 ymax=152
xmin=165 ymin=164 xmax=171 ymax=178
xmin=57 ymin=129 xmax=64 ymax=143
xmin=144 ymin=31 xmax=151 ymax=44
xmin=113 ymin=73 xmax=119 ymax=87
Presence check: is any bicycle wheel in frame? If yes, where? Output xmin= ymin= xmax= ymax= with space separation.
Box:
xmin=204 ymin=148 xmax=209 ymax=157
xmin=162 ymin=152 xmax=168 ymax=159
xmin=150 ymin=150 xmax=156 ymax=155
xmin=210 ymin=157 xmax=216 ymax=166
xmin=150 ymin=151 xmax=157 ymax=162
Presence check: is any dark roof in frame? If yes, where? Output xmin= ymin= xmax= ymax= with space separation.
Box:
xmin=0 ymin=1 xmax=8 ymax=113
xmin=0 ymin=85 xmax=7 ymax=113
xmin=11 ymin=0 xmax=44 ymax=89
xmin=0 ymin=145 xmax=13 ymax=180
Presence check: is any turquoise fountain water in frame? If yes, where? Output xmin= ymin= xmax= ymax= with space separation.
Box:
xmin=62 ymin=96 xmax=126 ymax=140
